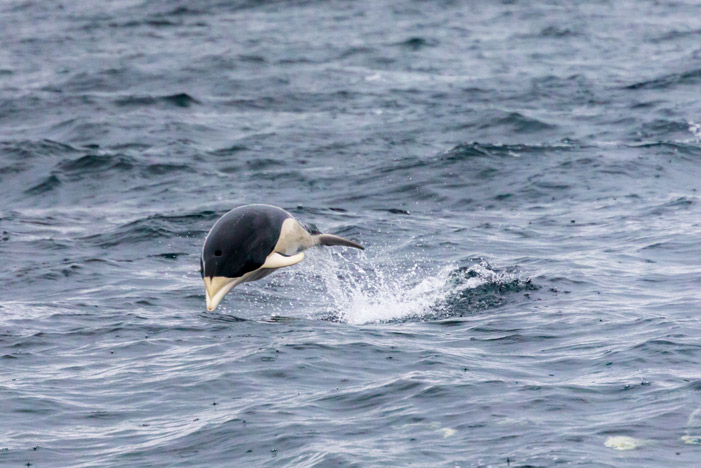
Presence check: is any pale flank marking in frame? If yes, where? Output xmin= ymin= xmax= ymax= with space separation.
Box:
xmin=262 ymin=251 xmax=305 ymax=269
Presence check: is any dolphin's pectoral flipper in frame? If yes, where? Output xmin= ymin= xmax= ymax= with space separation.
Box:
xmin=317 ymin=234 xmax=364 ymax=250
xmin=262 ymin=251 xmax=305 ymax=269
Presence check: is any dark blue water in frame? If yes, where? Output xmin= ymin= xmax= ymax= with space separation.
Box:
xmin=2 ymin=0 xmax=701 ymax=466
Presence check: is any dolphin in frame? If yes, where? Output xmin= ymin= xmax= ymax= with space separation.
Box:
xmin=200 ymin=204 xmax=363 ymax=311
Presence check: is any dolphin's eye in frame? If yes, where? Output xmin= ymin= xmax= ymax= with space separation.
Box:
xmin=214 ymin=250 xmax=222 ymax=256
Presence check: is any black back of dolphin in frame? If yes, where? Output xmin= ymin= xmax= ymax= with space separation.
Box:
xmin=201 ymin=205 xmax=291 ymax=280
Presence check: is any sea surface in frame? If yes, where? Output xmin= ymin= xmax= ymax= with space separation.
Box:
xmin=2 ymin=0 xmax=701 ymax=466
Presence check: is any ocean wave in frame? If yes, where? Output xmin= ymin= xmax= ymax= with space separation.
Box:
xmin=78 ymin=211 xmax=218 ymax=248
xmin=0 ymin=139 xmax=80 ymax=159
xmin=114 ymin=93 xmax=200 ymax=108
xmin=625 ymin=68 xmax=701 ymax=90
xmin=441 ymin=141 xmax=576 ymax=161
xmin=455 ymin=110 xmax=557 ymax=134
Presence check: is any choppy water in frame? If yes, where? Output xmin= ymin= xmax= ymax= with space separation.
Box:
xmin=2 ymin=0 xmax=701 ymax=466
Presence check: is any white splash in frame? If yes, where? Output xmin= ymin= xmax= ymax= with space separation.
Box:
xmin=301 ymin=250 xmax=507 ymax=325
xmin=681 ymin=407 xmax=701 ymax=445
xmin=395 ymin=422 xmax=457 ymax=439
xmin=604 ymin=436 xmax=646 ymax=450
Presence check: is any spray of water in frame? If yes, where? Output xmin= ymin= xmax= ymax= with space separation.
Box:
xmin=297 ymin=249 xmax=520 ymax=325
xmin=689 ymin=121 xmax=701 ymax=142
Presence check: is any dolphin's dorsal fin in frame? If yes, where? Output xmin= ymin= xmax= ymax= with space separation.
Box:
xmin=262 ymin=251 xmax=305 ymax=269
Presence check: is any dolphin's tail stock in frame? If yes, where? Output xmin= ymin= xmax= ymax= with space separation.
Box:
xmin=316 ymin=233 xmax=364 ymax=250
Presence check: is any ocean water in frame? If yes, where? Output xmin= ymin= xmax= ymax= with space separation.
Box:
xmin=2 ymin=0 xmax=701 ymax=466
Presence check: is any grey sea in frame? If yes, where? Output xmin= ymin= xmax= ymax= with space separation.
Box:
xmin=2 ymin=0 xmax=701 ymax=466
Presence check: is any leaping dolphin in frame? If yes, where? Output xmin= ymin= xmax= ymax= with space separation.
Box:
xmin=201 ymin=204 xmax=363 ymax=311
